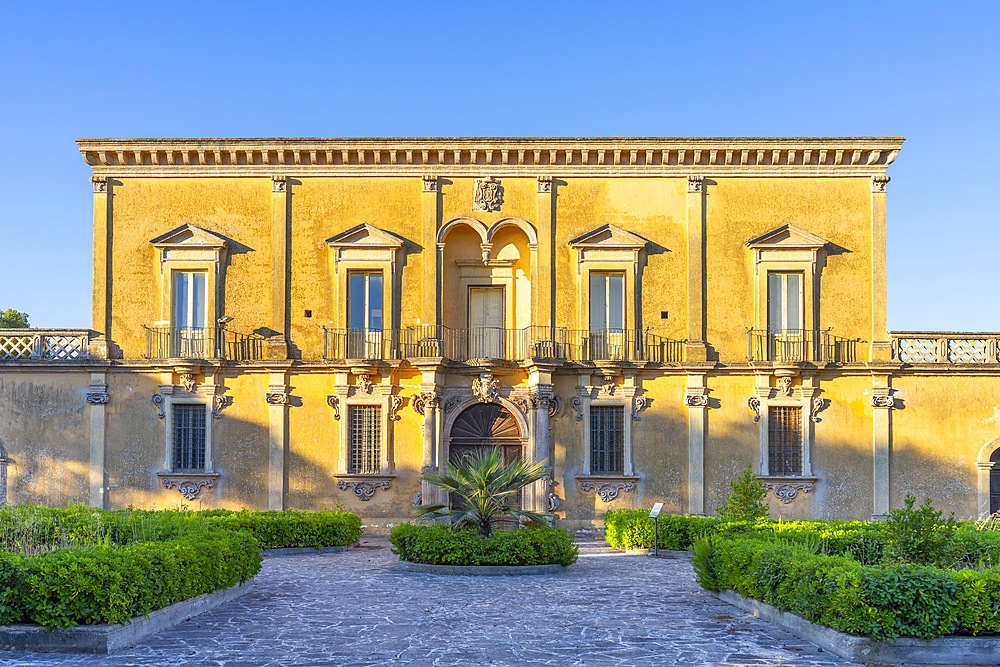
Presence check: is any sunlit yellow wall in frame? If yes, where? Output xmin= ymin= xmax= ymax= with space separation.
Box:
xmin=705 ymin=178 xmax=872 ymax=359
xmin=105 ymin=178 xmax=272 ymax=358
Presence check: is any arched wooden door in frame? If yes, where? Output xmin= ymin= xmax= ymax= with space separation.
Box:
xmin=448 ymin=403 xmax=523 ymax=466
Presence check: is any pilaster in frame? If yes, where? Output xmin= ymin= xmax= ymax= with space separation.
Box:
xmin=871 ymin=375 xmax=893 ymax=518
xmin=685 ymin=175 xmax=708 ymax=361
xmin=535 ymin=175 xmax=555 ymax=327
xmin=87 ymin=371 xmax=109 ymax=508
xmin=685 ymin=374 xmax=709 ymax=514
xmin=421 ymin=175 xmax=441 ymax=327
xmin=870 ymin=175 xmax=891 ymax=361
xmin=91 ymin=176 xmax=112 ymax=351
xmin=266 ymin=371 xmax=290 ymax=510
xmin=268 ymin=175 xmax=290 ymax=359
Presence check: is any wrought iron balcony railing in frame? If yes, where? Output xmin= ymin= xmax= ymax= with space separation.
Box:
xmin=0 ymin=329 xmax=92 ymax=361
xmin=747 ymin=329 xmax=858 ymax=363
xmin=144 ymin=326 xmax=265 ymax=361
xmin=892 ymin=332 xmax=1000 ymax=363
xmin=400 ymin=325 xmax=684 ymax=364
xmin=322 ymin=328 xmax=400 ymax=361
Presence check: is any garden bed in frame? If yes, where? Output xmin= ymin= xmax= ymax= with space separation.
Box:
xmin=389 ymin=523 xmax=579 ymax=568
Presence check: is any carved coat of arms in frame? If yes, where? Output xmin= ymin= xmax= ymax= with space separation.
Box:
xmin=473 ymin=177 xmax=503 ymax=212
xmin=471 ymin=373 xmax=500 ymax=403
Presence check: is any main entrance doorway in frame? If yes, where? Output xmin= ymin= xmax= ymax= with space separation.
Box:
xmin=448 ymin=403 xmax=525 ymax=511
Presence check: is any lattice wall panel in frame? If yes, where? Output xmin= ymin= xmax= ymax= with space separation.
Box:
xmin=42 ymin=336 xmax=86 ymax=360
xmin=896 ymin=338 xmax=939 ymax=363
xmin=0 ymin=336 xmax=33 ymax=359
xmin=948 ymin=339 xmax=990 ymax=363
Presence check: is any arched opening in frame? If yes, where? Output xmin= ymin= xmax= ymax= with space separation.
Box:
xmin=448 ymin=403 xmax=523 ymax=465
xmin=991 ymin=449 xmax=1000 ymax=515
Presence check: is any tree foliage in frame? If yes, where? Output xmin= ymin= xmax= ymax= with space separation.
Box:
xmin=415 ymin=447 xmax=549 ymax=536
xmin=716 ymin=464 xmax=770 ymax=521
xmin=0 ymin=309 xmax=28 ymax=328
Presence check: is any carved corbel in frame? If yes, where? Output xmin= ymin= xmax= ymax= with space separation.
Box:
xmin=327 ymin=395 xmax=341 ymax=420
xmin=272 ymin=175 xmax=288 ymax=193
xmin=810 ymin=397 xmax=826 ymax=423
xmin=537 ymin=175 xmax=553 ymax=193
xmin=631 ymin=396 xmax=648 ymax=421
xmin=266 ymin=385 xmax=289 ymax=405
xmin=151 ymin=393 xmax=165 ymax=419
xmin=388 ymin=395 xmax=404 ymax=421
xmin=85 ymin=384 xmax=110 ymax=405
xmin=747 ymin=397 xmax=761 ymax=422
xmin=422 ymin=175 xmax=439 ymax=192
xmin=687 ymin=175 xmax=704 ymax=193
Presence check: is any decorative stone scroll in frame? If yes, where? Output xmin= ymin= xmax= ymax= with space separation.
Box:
xmin=762 ymin=480 xmax=814 ymax=504
xmin=388 ymin=395 xmax=403 ymax=421
xmin=569 ymin=396 xmax=584 ymax=422
xmin=212 ymin=393 xmax=229 ymax=419
xmin=810 ymin=397 xmax=825 ymax=423
xmin=151 ymin=393 xmax=166 ymax=419
xmin=870 ymin=394 xmax=894 ymax=409
xmin=326 ymin=395 xmax=341 ymax=420
xmin=631 ymin=396 xmax=648 ymax=421
xmin=687 ymin=175 xmax=704 ymax=193
xmin=747 ymin=397 xmax=761 ymax=422
xmin=411 ymin=391 xmax=440 ymax=415
xmin=336 ymin=478 xmax=391 ymax=501
xmin=265 ymin=388 xmax=289 ymax=405
xmin=579 ymin=478 xmax=636 ymax=503
xmin=85 ymin=384 xmax=110 ymax=405
xmin=159 ymin=473 xmax=219 ymax=501
xmin=471 ymin=373 xmax=500 ymax=403
xmin=684 ymin=393 xmax=708 ymax=408
xmin=473 ymin=176 xmax=503 ymax=212
xmin=871 ymin=174 xmax=890 ymax=193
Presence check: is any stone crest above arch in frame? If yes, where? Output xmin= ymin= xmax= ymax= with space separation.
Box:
xmin=437 ymin=217 xmax=488 ymax=246
xmin=487 ymin=217 xmax=538 ymax=246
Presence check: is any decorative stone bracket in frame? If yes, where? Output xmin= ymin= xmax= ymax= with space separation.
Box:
xmin=85 ymin=384 xmax=110 ymax=405
xmin=759 ymin=477 xmax=816 ymax=504
xmin=335 ymin=475 xmax=394 ymax=501
xmin=577 ymin=476 xmax=638 ymax=503
xmin=158 ymin=472 xmax=220 ymax=501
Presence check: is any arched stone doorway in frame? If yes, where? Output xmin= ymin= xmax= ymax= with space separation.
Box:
xmin=448 ymin=403 xmax=523 ymax=466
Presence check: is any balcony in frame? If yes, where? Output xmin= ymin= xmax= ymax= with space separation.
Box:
xmin=398 ymin=325 xmax=684 ymax=364
xmin=892 ymin=332 xmax=1000 ymax=363
xmin=0 ymin=329 xmax=94 ymax=361
xmin=747 ymin=329 xmax=858 ymax=363
xmin=323 ymin=328 xmax=400 ymax=361
xmin=144 ymin=326 xmax=265 ymax=361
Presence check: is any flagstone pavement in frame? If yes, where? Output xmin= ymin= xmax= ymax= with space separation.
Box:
xmin=0 ymin=538 xmax=879 ymax=667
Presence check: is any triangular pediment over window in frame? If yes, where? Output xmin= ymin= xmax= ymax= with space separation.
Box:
xmin=745 ymin=224 xmax=828 ymax=250
xmin=569 ymin=224 xmax=649 ymax=250
xmin=151 ymin=224 xmax=228 ymax=250
xmin=326 ymin=223 xmax=404 ymax=250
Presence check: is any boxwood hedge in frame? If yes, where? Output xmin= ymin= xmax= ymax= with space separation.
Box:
xmin=390 ymin=523 xmax=578 ymax=566
xmin=202 ymin=509 xmax=362 ymax=549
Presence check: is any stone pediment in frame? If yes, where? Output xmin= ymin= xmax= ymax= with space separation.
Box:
xmin=569 ymin=224 xmax=649 ymax=250
xmin=326 ymin=223 xmax=404 ymax=250
xmin=150 ymin=224 xmax=228 ymax=250
xmin=745 ymin=224 xmax=828 ymax=250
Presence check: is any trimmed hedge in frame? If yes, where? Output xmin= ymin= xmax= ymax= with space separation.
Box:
xmin=693 ymin=533 xmax=1000 ymax=639
xmin=604 ymin=510 xmax=720 ymax=550
xmin=0 ymin=506 xmax=261 ymax=629
xmin=390 ymin=524 xmax=579 ymax=566
xmin=202 ymin=510 xmax=362 ymax=549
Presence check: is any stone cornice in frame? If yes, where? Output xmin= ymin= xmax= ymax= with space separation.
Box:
xmin=76 ymin=137 xmax=903 ymax=178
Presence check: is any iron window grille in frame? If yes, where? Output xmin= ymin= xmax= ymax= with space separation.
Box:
xmin=349 ymin=405 xmax=382 ymax=474
xmin=590 ymin=406 xmax=625 ymax=474
xmin=172 ymin=404 xmax=206 ymax=471
xmin=768 ymin=406 xmax=803 ymax=476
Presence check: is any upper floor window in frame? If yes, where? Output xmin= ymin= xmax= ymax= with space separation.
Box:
xmin=767 ymin=272 xmax=802 ymax=333
xmin=172 ymin=403 xmax=207 ymax=472
xmin=590 ymin=405 xmax=625 ymax=475
xmin=348 ymin=271 xmax=383 ymax=332
xmin=589 ymin=272 xmax=625 ymax=333
xmin=173 ymin=271 xmax=208 ymax=330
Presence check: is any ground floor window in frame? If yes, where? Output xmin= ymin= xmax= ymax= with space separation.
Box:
xmin=590 ymin=406 xmax=625 ymax=474
xmin=768 ymin=406 xmax=803 ymax=476
xmin=349 ymin=405 xmax=382 ymax=474
xmin=172 ymin=403 xmax=206 ymax=471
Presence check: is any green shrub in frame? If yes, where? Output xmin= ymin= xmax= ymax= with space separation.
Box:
xmin=203 ymin=510 xmax=362 ymax=549
xmin=0 ymin=507 xmax=262 ymax=628
xmin=693 ymin=531 xmax=1000 ymax=640
xmin=885 ymin=494 xmax=958 ymax=566
xmin=717 ymin=464 xmax=770 ymax=521
xmin=389 ymin=523 xmax=578 ymax=566
xmin=604 ymin=509 xmax=720 ymax=550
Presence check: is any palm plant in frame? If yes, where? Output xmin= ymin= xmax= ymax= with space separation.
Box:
xmin=415 ymin=447 xmax=549 ymax=536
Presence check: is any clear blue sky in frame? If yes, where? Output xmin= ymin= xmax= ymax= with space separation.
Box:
xmin=1 ymin=2 xmax=997 ymax=331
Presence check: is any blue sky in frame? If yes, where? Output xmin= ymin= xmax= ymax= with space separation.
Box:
xmin=1 ymin=2 xmax=997 ymax=330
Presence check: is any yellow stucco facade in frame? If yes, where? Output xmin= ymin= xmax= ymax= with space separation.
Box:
xmin=4 ymin=136 xmax=999 ymax=530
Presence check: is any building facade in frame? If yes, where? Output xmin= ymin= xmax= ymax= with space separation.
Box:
xmin=2 ymin=136 xmax=998 ymax=530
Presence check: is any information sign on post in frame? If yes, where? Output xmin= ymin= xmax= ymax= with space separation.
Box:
xmin=649 ymin=503 xmax=663 ymax=557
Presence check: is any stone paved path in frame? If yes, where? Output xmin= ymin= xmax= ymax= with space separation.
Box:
xmin=0 ymin=539 xmax=861 ymax=667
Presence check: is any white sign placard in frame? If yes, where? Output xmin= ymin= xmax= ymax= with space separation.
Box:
xmin=648 ymin=502 xmax=664 ymax=518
